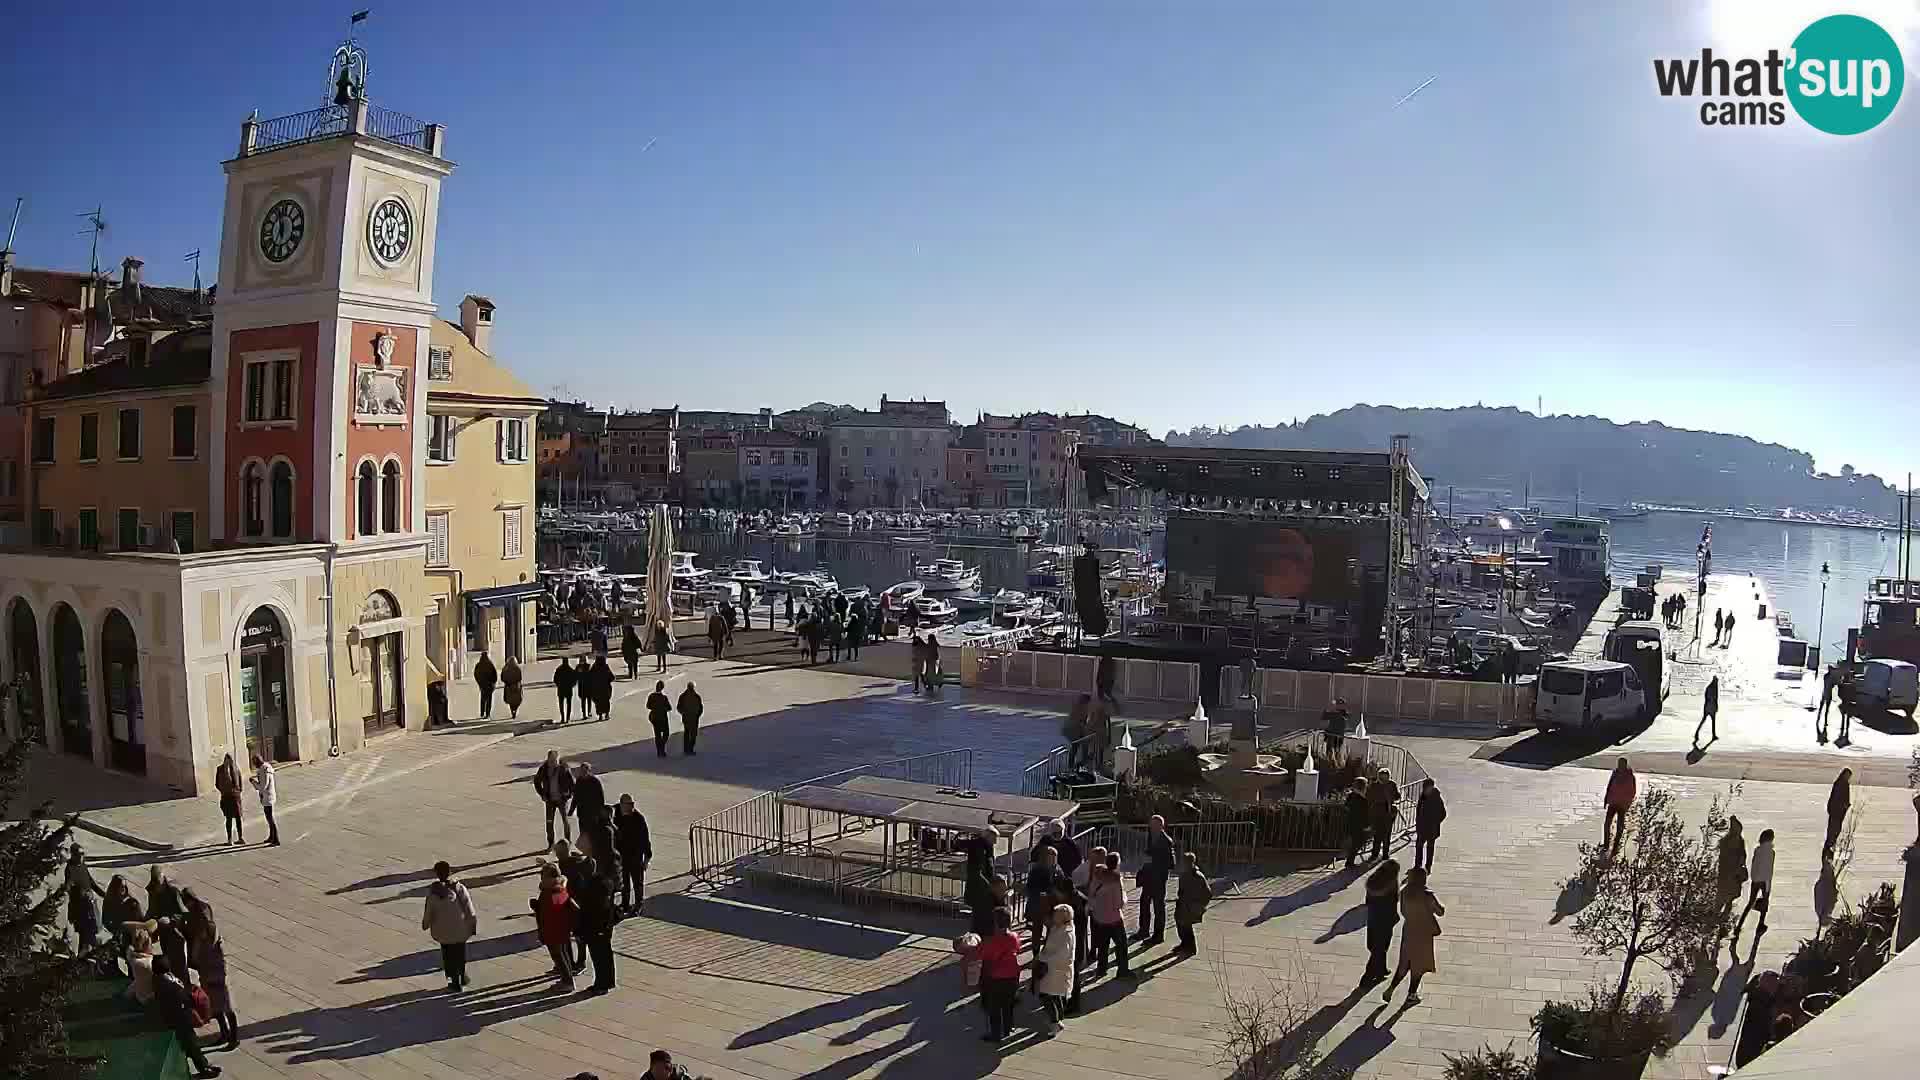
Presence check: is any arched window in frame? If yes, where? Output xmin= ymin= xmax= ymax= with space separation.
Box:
xmin=242 ymin=463 xmax=264 ymax=536
xmin=269 ymin=461 xmax=294 ymax=538
xmin=380 ymin=461 xmax=402 ymax=533
xmin=356 ymin=461 xmax=377 ymax=536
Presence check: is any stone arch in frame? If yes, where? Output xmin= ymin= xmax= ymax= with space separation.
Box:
xmin=99 ymin=608 xmax=145 ymax=775
xmin=235 ymin=603 xmax=298 ymax=763
xmin=48 ymin=602 xmax=92 ymax=760
xmin=5 ymin=596 xmax=45 ymax=744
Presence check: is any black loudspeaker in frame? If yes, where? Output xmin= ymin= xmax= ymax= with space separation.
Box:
xmin=1083 ymin=465 xmax=1109 ymax=503
xmin=1073 ymin=552 xmax=1109 ymax=636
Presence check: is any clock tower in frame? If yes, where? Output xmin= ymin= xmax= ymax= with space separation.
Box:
xmin=209 ymin=37 xmax=451 ymax=549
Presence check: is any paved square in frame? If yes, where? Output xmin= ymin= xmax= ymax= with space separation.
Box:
xmin=47 ymin=650 xmax=1919 ymax=1080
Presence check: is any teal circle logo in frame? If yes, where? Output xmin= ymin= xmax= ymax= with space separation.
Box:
xmin=1787 ymin=14 xmax=1905 ymax=135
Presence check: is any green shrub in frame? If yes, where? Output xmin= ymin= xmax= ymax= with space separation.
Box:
xmin=1139 ymin=744 xmax=1205 ymax=789
xmin=1117 ymin=778 xmax=1347 ymax=851
xmin=1442 ymin=1045 xmax=1533 ymax=1080
xmin=1532 ymin=989 xmax=1676 ymax=1061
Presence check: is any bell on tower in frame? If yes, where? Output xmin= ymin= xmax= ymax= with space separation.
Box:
xmin=329 ymin=11 xmax=370 ymax=106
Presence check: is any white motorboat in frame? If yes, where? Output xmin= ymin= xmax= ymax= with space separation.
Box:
xmin=882 ymin=581 xmax=925 ymax=606
xmin=836 ymin=584 xmax=872 ymax=602
xmin=698 ymin=580 xmax=743 ymax=605
xmin=916 ymin=558 xmax=983 ymax=593
xmin=892 ymin=528 xmax=934 ymax=545
xmin=912 ymin=596 xmax=959 ymax=623
xmin=668 ymin=551 xmax=711 ymax=587
xmin=830 ymin=512 xmax=855 ymax=528
xmin=770 ymin=522 xmax=815 ymax=539
xmin=729 ymin=559 xmax=771 ymax=586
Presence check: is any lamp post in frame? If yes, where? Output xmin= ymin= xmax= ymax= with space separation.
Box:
xmin=1816 ymin=560 xmax=1830 ymax=669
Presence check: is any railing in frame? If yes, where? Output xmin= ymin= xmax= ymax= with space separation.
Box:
xmin=1103 ymin=820 xmax=1259 ymax=870
xmin=1260 ymin=727 xmax=1429 ymax=843
xmin=1020 ymin=734 xmax=1099 ymax=796
xmin=687 ymin=748 xmax=975 ymax=889
xmin=365 ymin=104 xmax=429 ymax=151
xmin=1220 ymin=664 xmax=1534 ymax=729
xmin=251 ymin=105 xmax=352 ymax=153
xmin=960 ymin=643 xmax=1201 ymax=703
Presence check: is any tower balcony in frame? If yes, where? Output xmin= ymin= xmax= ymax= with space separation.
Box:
xmin=238 ymin=101 xmax=445 ymax=160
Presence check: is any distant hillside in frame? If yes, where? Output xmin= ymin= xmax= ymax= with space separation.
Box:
xmin=1165 ymin=406 xmax=1897 ymax=513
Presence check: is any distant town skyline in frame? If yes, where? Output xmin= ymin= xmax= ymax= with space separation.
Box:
xmin=5 ymin=1 xmax=1915 ymax=478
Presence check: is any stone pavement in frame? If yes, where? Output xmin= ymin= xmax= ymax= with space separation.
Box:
xmin=47 ymin=653 xmax=1920 ymax=1080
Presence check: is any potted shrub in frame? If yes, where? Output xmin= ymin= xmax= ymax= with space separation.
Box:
xmin=1443 ymin=1044 xmax=1534 ymax=1080
xmin=1537 ymin=786 xmax=1719 ymax=1079
xmin=1533 ymin=990 xmax=1676 ymax=1080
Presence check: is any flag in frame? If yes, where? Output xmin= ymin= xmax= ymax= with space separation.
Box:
xmin=351 ymin=10 xmax=369 ymax=23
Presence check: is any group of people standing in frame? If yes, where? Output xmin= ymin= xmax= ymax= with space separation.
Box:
xmin=793 ymin=592 xmax=870 ymax=664
xmin=67 ymin=855 xmax=237 ymax=1078
xmin=550 ymin=652 xmax=619 ymax=723
xmin=1335 ymin=766 xmax=1450 ymax=1006
xmin=960 ymin=816 xmax=1211 ymax=1045
xmin=1660 ymin=591 xmax=1688 ymax=629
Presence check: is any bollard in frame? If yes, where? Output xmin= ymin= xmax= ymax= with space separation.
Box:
xmin=1347 ymin=715 xmax=1373 ymax=767
xmin=1292 ymin=752 xmax=1320 ymax=803
xmin=1113 ymin=726 xmax=1138 ymax=781
xmin=1188 ymin=698 xmax=1211 ymax=750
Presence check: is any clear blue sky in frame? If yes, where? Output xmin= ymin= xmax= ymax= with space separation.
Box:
xmin=5 ymin=2 xmax=1915 ymax=478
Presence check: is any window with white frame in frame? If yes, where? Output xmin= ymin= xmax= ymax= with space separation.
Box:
xmin=496 ymin=418 xmax=528 ymax=463
xmin=427 ymin=345 xmax=454 ymax=381
xmin=426 ymin=511 xmax=450 ymax=567
xmin=502 ymin=507 xmax=523 ymax=558
xmin=428 ymin=414 xmax=457 ymax=462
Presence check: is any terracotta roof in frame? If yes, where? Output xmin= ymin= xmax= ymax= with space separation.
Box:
xmin=827 ymin=411 xmax=948 ymax=430
xmin=36 ymin=325 xmax=211 ymax=401
xmin=6 ymin=267 xmax=213 ymax=324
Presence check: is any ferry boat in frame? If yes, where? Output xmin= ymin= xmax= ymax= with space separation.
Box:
xmin=916 ymin=558 xmax=983 ymax=593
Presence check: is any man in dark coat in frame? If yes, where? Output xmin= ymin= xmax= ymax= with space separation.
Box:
xmin=621 ymin=622 xmax=642 ymax=680
xmin=589 ymin=620 xmax=609 ymax=658
xmin=1344 ymin=779 xmax=1370 ymax=868
xmin=1366 ymin=768 xmax=1401 ymax=863
xmin=534 ymin=751 xmax=575 ymax=846
xmin=1413 ymin=778 xmax=1446 ymax=871
xmin=1024 ymin=844 xmax=1067 ymax=950
xmin=1134 ymin=815 xmax=1175 ymax=946
xmin=677 ymin=682 xmax=704 ymax=755
xmin=473 ymin=652 xmax=498 ymax=720
xmin=1322 ymin=698 xmax=1350 ymax=760
xmin=574 ymin=856 xmax=617 ymax=994
xmin=707 ymin=609 xmax=729 ymax=660
xmin=614 ymin=795 xmax=653 ymax=915
xmin=589 ymin=656 xmax=615 ymax=720
xmin=647 ymin=680 xmax=673 ymax=757
xmin=572 ymin=762 xmax=607 ymax=831
xmin=553 ymin=658 xmax=577 ymax=724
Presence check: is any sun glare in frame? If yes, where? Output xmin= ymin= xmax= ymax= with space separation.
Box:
xmin=1709 ymin=0 xmax=1920 ymax=58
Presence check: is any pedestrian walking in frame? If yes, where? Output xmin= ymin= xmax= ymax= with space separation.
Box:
xmin=244 ymin=753 xmax=280 ymax=846
xmin=428 ymin=679 xmax=450 ymax=728
xmin=1694 ymin=676 xmax=1720 ymax=748
xmin=1173 ymin=850 xmax=1211 ymax=956
xmin=647 ymin=680 xmax=672 ymax=757
xmin=1715 ymin=817 xmax=1749 ymax=933
xmin=1835 ymin=688 xmax=1856 ymax=746
xmin=1713 ymin=609 xmax=1724 ymax=646
xmin=573 ymin=762 xmax=607 ymax=831
xmin=1088 ymin=851 xmax=1136 ymax=980
xmin=500 ymin=656 xmax=524 ymax=720
xmin=553 ymin=657 xmax=577 ymax=724
xmin=64 ymin=845 xmax=103 ymax=954
xmin=1603 ymin=757 xmax=1637 ymax=855
xmin=1322 ymin=699 xmax=1350 ymax=761
xmin=1817 ymin=665 xmax=1839 ymax=742
xmin=614 ymin=794 xmax=653 ymax=915
xmin=1413 ymin=779 xmax=1446 ymax=872
xmin=1824 ymin=769 xmax=1851 ymax=852
xmin=1731 ymin=828 xmax=1775 ymax=946
xmin=574 ymin=856 xmax=617 ymax=994
xmin=707 ymin=608 xmax=728 ymax=660
xmin=910 ymin=631 xmax=926 ymax=692
xmin=153 ymin=955 xmax=221 ymax=1078
xmin=1813 ymin=846 xmax=1839 ymax=938
xmin=677 ymin=681 xmax=703 ymax=755
xmin=589 ymin=619 xmax=609 ymax=659
xmin=976 ymin=906 xmax=1023 ymax=1043
xmin=589 ymin=655 xmax=615 ymax=721
xmin=535 ymin=751 xmax=575 ymax=846
xmin=1724 ymin=612 xmax=1736 ymax=645
xmin=1135 ymin=815 xmax=1175 ymax=946
xmin=186 ymin=896 xmax=238 ymax=1051
xmin=474 ymin=652 xmax=498 ymax=719
xmin=1343 ymin=778 xmax=1370 ymax=868
xmin=652 ymin=619 xmax=673 ymax=672
xmin=1383 ymin=866 xmax=1444 ymax=1006
xmin=531 ymin=865 xmax=576 ymax=991
xmin=621 ymin=622 xmax=642 ymax=680
xmin=1366 ymin=767 xmax=1401 ymax=863
xmin=784 ymin=591 xmax=795 ymax=627
xmin=421 ymin=861 xmax=478 ymax=992
xmin=215 ymin=754 xmax=245 ymax=844
xmin=1360 ymin=858 xmax=1401 ymax=986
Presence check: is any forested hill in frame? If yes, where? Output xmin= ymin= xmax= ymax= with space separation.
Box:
xmin=1164 ymin=406 xmax=1897 ymax=513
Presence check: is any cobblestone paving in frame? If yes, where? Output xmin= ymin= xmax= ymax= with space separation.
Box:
xmin=46 ymin=654 xmax=1918 ymax=1080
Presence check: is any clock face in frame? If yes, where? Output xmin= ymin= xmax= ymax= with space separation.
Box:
xmin=259 ymin=198 xmax=305 ymax=264
xmin=367 ymin=196 xmax=413 ymax=266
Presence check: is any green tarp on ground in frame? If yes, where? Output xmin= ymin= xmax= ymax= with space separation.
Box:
xmin=63 ymin=974 xmax=190 ymax=1080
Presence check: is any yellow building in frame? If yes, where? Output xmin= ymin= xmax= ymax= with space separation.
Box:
xmin=421 ymin=297 xmax=545 ymax=677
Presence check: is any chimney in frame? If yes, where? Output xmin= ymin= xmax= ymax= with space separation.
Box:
xmin=121 ymin=257 xmax=143 ymax=306
xmin=759 ymin=407 xmax=773 ymax=430
xmin=459 ymin=294 xmax=495 ymax=353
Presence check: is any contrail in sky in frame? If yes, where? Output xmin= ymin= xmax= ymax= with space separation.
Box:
xmin=1391 ymin=75 xmax=1437 ymax=109
xmin=639 ymin=136 xmax=660 ymax=153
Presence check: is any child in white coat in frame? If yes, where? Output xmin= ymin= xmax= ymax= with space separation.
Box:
xmin=1034 ymin=903 xmax=1076 ymax=1033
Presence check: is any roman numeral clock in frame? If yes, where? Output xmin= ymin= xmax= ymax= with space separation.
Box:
xmin=366 ymin=195 xmax=413 ymax=266
xmin=259 ymin=198 xmax=305 ymax=263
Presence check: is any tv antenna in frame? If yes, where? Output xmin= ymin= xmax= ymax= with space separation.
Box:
xmin=3 ymin=197 xmax=22 ymax=253
xmin=183 ymin=249 xmax=203 ymax=295
xmin=76 ymin=206 xmax=107 ymax=276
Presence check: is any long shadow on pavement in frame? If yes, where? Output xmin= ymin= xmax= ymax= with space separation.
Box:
xmin=1247 ymin=865 xmax=1364 ymax=927
xmin=244 ymin=976 xmax=573 ymax=1063
xmin=1479 ymin=716 xmax=1653 ymax=771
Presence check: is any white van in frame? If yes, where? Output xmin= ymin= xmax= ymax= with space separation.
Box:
xmin=1534 ymin=659 xmax=1647 ymax=733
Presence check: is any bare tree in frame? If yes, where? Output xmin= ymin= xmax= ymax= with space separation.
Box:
xmin=1213 ymin=945 xmax=1354 ymax=1080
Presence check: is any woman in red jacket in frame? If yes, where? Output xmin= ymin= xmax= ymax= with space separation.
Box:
xmin=975 ymin=907 xmax=1023 ymax=1043
xmin=531 ymin=866 xmax=577 ymax=992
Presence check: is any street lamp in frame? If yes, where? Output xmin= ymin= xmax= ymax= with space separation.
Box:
xmin=1817 ymin=560 xmax=1830 ymax=669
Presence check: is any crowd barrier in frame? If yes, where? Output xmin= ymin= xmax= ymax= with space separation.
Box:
xmin=960 ymin=646 xmax=1201 ymax=704
xmin=1220 ymin=665 xmax=1532 ymax=729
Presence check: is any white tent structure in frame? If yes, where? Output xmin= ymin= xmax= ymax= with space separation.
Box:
xmin=644 ymin=503 xmax=675 ymax=651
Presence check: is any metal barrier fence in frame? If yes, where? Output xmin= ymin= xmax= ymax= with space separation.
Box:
xmin=1219 ymin=665 xmax=1533 ymax=729
xmin=1258 ymin=728 xmax=1429 ymax=847
xmin=961 ymin=645 xmax=1200 ymax=703
xmin=1102 ymin=820 xmax=1260 ymax=870
xmin=687 ymin=748 xmax=974 ymax=890
xmin=1019 ymin=735 xmax=1100 ymax=796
